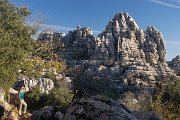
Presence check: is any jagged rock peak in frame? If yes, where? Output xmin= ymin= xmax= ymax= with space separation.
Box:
xmin=106 ymin=12 xmax=139 ymax=32
xmin=75 ymin=25 xmax=93 ymax=37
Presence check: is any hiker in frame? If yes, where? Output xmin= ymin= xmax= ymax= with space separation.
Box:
xmin=18 ymin=87 xmax=27 ymax=115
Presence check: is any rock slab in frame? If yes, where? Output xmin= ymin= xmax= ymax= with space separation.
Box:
xmin=63 ymin=95 xmax=137 ymax=120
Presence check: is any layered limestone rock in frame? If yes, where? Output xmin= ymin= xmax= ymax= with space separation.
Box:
xmin=60 ymin=26 xmax=96 ymax=60
xmin=37 ymin=31 xmax=65 ymax=49
xmin=89 ymin=12 xmax=171 ymax=82
xmin=13 ymin=75 xmax=54 ymax=94
xmin=63 ymin=95 xmax=137 ymax=120
xmin=38 ymin=12 xmax=174 ymax=86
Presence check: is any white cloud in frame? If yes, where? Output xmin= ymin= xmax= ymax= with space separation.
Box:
xmin=41 ymin=23 xmax=101 ymax=35
xmin=170 ymin=0 xmax=180 ymax=4
xmin=147 ymin=0 xmax=180 ymax=9
xmin=41 ymin=24 xmax=75 ymax=32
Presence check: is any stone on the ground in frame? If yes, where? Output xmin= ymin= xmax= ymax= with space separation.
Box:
xmin=63 ymin=95 xmax=137 ymax=120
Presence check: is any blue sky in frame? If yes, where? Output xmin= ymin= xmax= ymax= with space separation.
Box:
xmin=12 ymin=0 xmax=180 ymax=60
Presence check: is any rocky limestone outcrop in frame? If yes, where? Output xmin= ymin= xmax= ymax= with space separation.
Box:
xmin=37 ymin=31 xmax=65 ymax=49
xmin=90 ymin=12 xmax=172 ymax=82
xmin=37 ymin=12 xmax=174 ymax=87
xmin=168 ymin=55 xmax=180 ymax=76
xmin=13 ymin=75 xmax=54 ymax=94
xmin=63 ymin=95 xmax=137 ymax=120
xmin=60 ymin=26 xmax=96 ymax=60
xmin=56 ymin=12 xmax=173 ymax=87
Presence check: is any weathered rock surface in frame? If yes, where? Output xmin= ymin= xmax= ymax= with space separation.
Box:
xmin=0 ymin=89 xmax=11 ymax=112
xmin=37 ymin=31 xmax=65 ymax=49
xmin=31 ymin=106 xmax=64 ymax=120
xmin=168 ymin=55 xmax=180 ymax=76
xmin=13 ymin=74 xmax=54 ymax=94
xmin=63 ymin=95 xmax=137 ymax=120
xmin=52 ymin=12 xmax=173 ymax=86
xmin=37 ymin=12 xmax=175 ymax=87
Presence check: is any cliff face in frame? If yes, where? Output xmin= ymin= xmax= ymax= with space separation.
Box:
xmin=94 ymin=12 xmax=166 ymax=65
xmin=38 ymin=12 xmax=173 ymax=85
xmin=86 ymin=12 xmax=172 ymax=82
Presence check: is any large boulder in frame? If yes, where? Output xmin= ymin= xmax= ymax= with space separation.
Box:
xmin=31 ymin=106 xmax=53 ymax=120
xmin=63 ymin=95 xmax=137 ymax=120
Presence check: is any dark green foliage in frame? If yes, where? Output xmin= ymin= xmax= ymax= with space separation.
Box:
xmin=0 ymin=0 xmax=34 ymax=89
xmin=25 ymin=87 xmax=74 ymax=111
xmin=162 ymin=80 xmax=180 ymax=106
xmin=49 ymin=87 xmax=74 ymax=107
xmin=102 ymin=90 xmax=119 ymax=100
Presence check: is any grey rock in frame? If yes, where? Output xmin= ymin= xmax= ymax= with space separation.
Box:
xmin=0 ymin=89 xmax=11 ymax=112
xmin=63 ymin=95 xmax=137 ymax=120
xmin=39 ymin=78 xmax=54 ymax=93
xmin=55 ymin=112 xmax=64 ymax=120
xmin=31 ymin=106 xmax=53 ymax=120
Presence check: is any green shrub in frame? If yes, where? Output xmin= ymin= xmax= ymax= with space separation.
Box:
xmin=143 ymin=78 xmax=180 ymax=120
xmin=0 ymin=0 xmax=34 ymax=90
xmin=25 ymin=86 xmax=74 ymax=111
xmin=102 ymin=90 xmax=118 ymax=100
xmin=25 ymin=87 xmax=47 ymax=111
xmin=49 ymin=87 xmax=74 ymax=107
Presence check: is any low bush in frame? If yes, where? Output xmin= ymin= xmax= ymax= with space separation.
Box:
xmin=143 ymin=78 xmax=180 ymax=120
xmin=25 ymin=86 xmax=74 ymax=111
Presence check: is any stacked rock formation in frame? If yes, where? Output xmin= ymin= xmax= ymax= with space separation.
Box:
xmin=38 ymin=12 xmax=174 ymax=86
xmin=89 ymin=13 xmax=171 ymax=82
xmin=60 ymin=26 xmax=96 ymax=60
xmin=37 ymin=31 xmax=65 ymax=49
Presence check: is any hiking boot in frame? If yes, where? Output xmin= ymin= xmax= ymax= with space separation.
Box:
xmin=18 ymin=111 xmax=22 ymax=116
